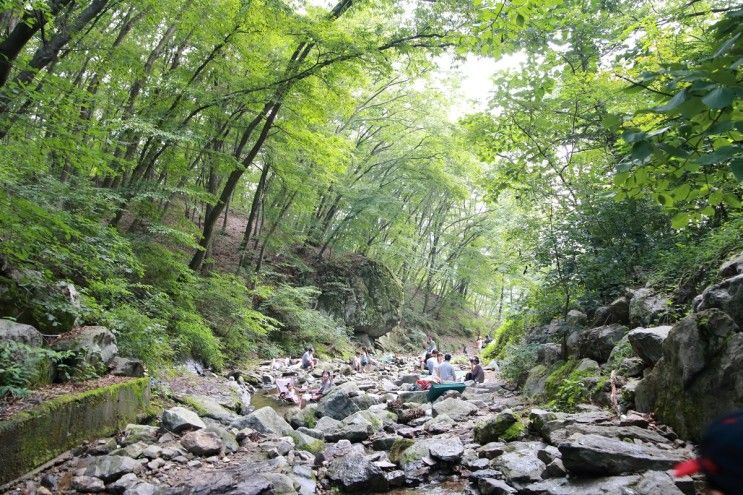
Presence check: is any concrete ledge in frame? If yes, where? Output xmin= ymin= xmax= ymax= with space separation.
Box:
xmin=0 ymin=377 xmax=150 ymax=485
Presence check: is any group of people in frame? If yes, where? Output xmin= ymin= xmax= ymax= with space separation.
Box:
xmin=420 ymin=335 xmax=485 ymax=384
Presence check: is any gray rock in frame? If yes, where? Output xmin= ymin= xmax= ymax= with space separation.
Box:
xmin=593 ymin=297 xmax=630 ymax=326
xmin=397 ymin=374 xmax=419 ymax=385
xmin=542 ymin=458 xmax=566 ymax=478
xmin=536 ymin=344 xmax=563 ymax=366
xmin=315 ymin=255 xmax=403 ymax=339
xmin=123 ymin=482 xmax=158 ymax=495
xmin=315 ymin=415 xmax=343 ymax=432
xmin=627 ymin=326 xmax=672 ymax=365
xmin=51 ymin=325 xmax=118 ymax=366
xmin=372 ymin=435 xmax=401 ymax=451
xmin=559 ymin=433 xmax=685 ymax=475
xmin=492 ymin=444 xmax=546 ymax=484
xmin=107 ymin=473 xmax=139 ymax=494
xmin=574 ymin=358 xmax=600 ymax=373
xmin=478 ymin=478 xmax=517 ymax=495
xmin=121 ymin=424 xmax=159 ymax=445
xmin=297 ymin=427 xmax=324 ymax=440
xmin=696 ymin=273 xmax=743 ymax=326
xmin=396 ymin=390 xmax=429 ymax=404
xmin=181 ymin=430 xmax=224 ymax=456
xmin=320 ymin=439 xmax=365 ymax=465
xmin=0 ymin=319 xmax=42 ymax=346
xmin=566 ymin=310 xmax=588 ymax=327
xmin=109 ymin=357 xmax=145 ymax=377
xmin=72 ymin=476 xmax=106 ymax=492
xmin=635 ymin=309 xmax=743 ymax=440
xmin=84 ymin=455 xmax=140 ymax=482
xmin=630 ymin=288 xmax=671 ymax=327
xmin=424 ymin=413 xmax=455 ymax=434
xmin=478 ymin=442 xmax=506 ymax=459
xmin=567 ymin=324 xmax=629 ymax=363
xmin=427 ymin=435 xmax=464 ymax=462
xmin=719 ymin=252 xmax=743 ymax=278
xmin=324 ymin=422 xmax=372 ymax=442
xmin=180 ymin=395 xmax=237 ymax=424
xmin=327 ymin=453 xmax=389 ymax=492
xmin=232 ymin=406 xmax=293 ymax=436
xmin=431 ymin=397 xmax=477 ymax=421
xmin=316 ymin=386 xmax=363 ymax=420
xmin=474 ymin=411 xmax=518 ymax=444
xmin=523 ymin=365 xmax=549 ymax=399
xmin=618 ymin=357 xmax=645 ymax=378
xmin=161 ymin=407 xmax=206 ymax=433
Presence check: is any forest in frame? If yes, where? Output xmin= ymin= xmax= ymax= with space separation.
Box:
xmin=0 ymin=0 xmax=741 ymax=388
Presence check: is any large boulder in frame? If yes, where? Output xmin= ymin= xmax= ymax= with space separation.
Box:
xmin=635 ymin=309 xmax=743 ymax=440
xmin=474 ymin=411 xmax=518 ymax=444
xmin=109 ymin=357 xmax=145 ymax=377
xmin=51 ymin=326 xmax=118 ymax=369
xmin=180 ymin=430 xmax=224 ymax=457
xmin=232 ymin=406 xmax=293 ymax=436
xmin=327 ymin=454 xmax=389 ymax=493
xmin=629 ymin=288 xmax=671 ymax=327
xmin=566 ymin=324 xmax=628 ymax=363
xmin=161 ymin=407 xmax=206 ymax=433
xmin=491 ymin=443 xmax=546 ymax=484
xmin=527 ymin=319 xmax=574 ymax=344
xmin=431 ymin=397 xmax=477 ymax=421
xmin=0 ymin=319 xmax=43 ymax=346
xmin=523 ymin=365 xmax=549 ymax=400
xmin=558 ymin=434 xmax=685 ymax=475
xmin=695 ymin=273 xmax=743 ymax=327
xmin=313 ymin=254 xmax=403 ymax=339
xmin=719 ymin=251 xmax=743 ymax=278
xmin=627 ymin=326 xmax=672 ymax=366
xmin=317 ymin=387 xmax=360 ymax=420
xmin=83 ymin=455 xmax=140 ymax=482
xmin=592 ymin=296 xmax=629 ymax=326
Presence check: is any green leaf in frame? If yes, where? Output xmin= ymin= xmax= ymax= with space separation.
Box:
xmin=515 ymin=13 xmax=525 ymax=26
xmin=702 ymin=86 xmax=734 ymax=109
xmin=695 ymin=146 xmax=738 ymax=165
xmin=723 ymin=193 xmax=742 ymax=208
xmin=713 ymin=32 xmax=741 ymax=58
xmin=631 ymin=141 xmax=653 ymax=162
xmin=654 ymin=90 xmax=686 ymax=113
xmin=709 ymin=190 xmax=723 ymax=205
xmin=622 ymin=130 xmax=646 ymax=143
xmin=732 ymin=158 xmax=743 ymax=181
xmin=671 ymin=213 xmax=689 ymax=229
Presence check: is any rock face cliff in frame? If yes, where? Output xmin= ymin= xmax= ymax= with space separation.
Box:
xmin=311 ymin=254 xmax=403 ymax=339
xmin=634 ymin=253 xmax=743 ymax=440
xmin=520 ymin=251 xmax=743 ymax=442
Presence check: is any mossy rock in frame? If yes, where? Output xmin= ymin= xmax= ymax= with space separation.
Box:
xmin=389 ymin=438 xmax=415 ymax=464
xmin=313 ymin=254 xmax=403 ymax=338
xmin=0 ymin=378 xmax=150 ymax=485
xmin=500 ymin=419 xmax=526 ymax=441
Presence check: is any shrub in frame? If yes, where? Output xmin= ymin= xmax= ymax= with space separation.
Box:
xmin=104 ymin=304 xmax=173 ymax=369
xmin=482 ymin=317 xmax=527 ymax=361
xmin=498 ymin=343 xmax=539 ymax=385
xmin=260 ymin=284 xmax=351 ymax=356
xmin=172 ymin=311 xmax=224 ymax=370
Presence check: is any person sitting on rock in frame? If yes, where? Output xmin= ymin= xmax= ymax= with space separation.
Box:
xmin=465 ymin=356 xmax=485 ymax=383
xmin=674 ymin=410 xmax=743 ymax=495
xmin=436 ymin=353 xmax=456 ymax=383
xmin=352 ymin=351 xmax=362 ymax=372
xmin=425 ymin=350 xmax=439 ymax=375
xmin=301 ymin=347 xmax=316 ymax=370
xmin=360 ymin=347 xmax=370 ymax=371
xmin=311 ymin=370 xmax=333 ymax=401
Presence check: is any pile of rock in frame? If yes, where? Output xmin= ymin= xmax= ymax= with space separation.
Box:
xmin=6 ymin=348 xmax=699 ymax=495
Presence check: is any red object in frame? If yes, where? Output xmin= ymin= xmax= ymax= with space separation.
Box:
xmin=673 ymin=459 xmax=701 ymax=477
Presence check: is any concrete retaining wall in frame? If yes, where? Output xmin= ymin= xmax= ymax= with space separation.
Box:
xmin=0 ymin=377 xmax=150 ymax=485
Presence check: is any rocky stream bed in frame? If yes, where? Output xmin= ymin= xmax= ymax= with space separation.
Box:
xmin=3 ymin=358 xmax=701 ymax=495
